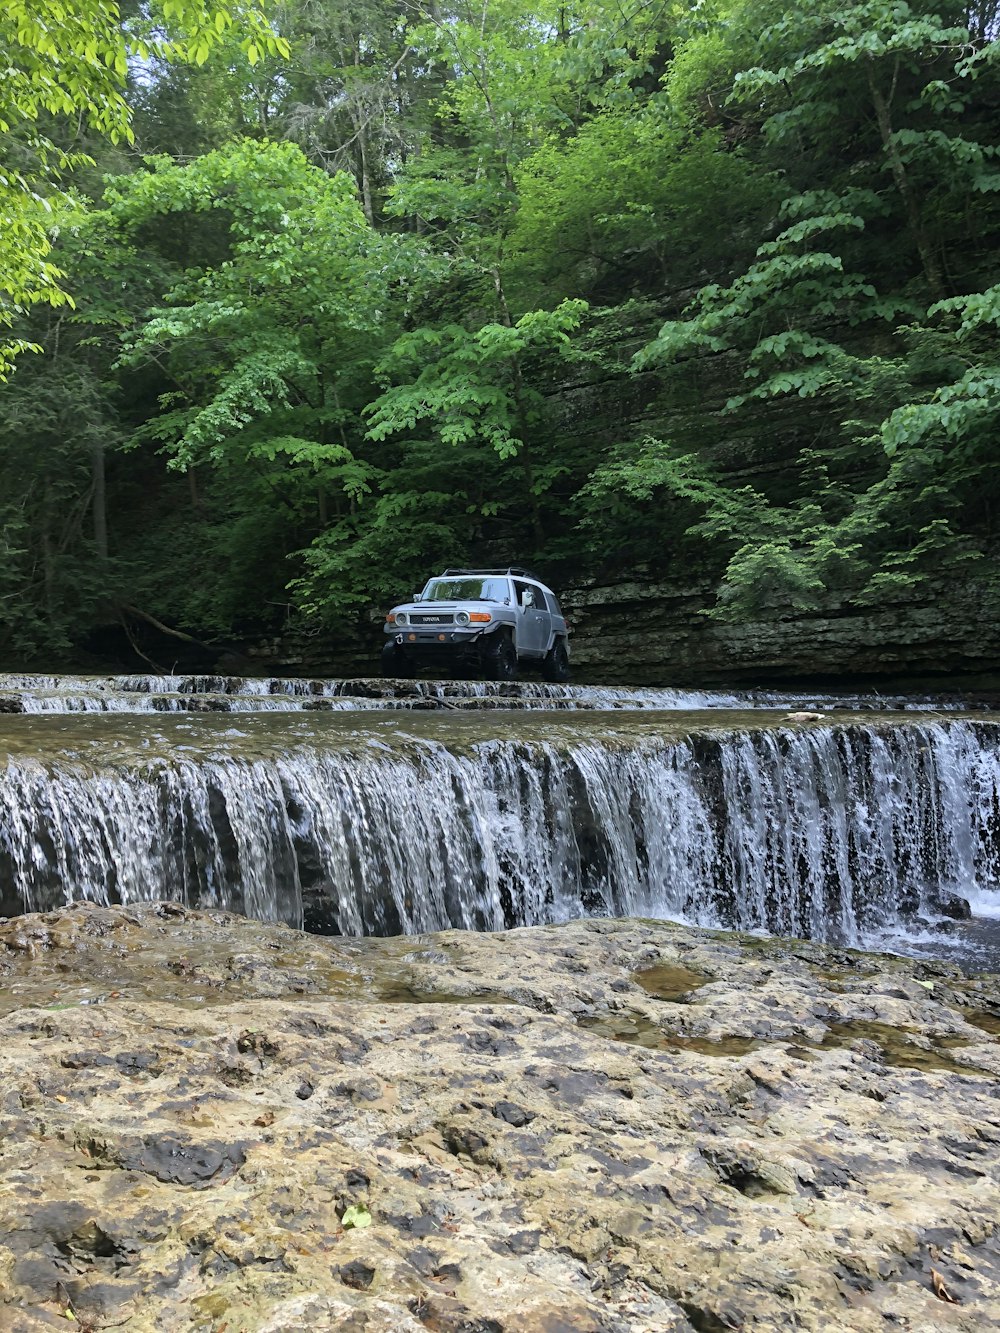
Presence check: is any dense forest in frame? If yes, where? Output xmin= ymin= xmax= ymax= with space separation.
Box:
xmin=1 ymin=0 xmax=999 ymax=669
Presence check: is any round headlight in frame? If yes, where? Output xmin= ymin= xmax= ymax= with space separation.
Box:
xmin=455 ymin=610 xmax=470 ymax=626
xmin=396 ymin=611 xmax=408 ymax=626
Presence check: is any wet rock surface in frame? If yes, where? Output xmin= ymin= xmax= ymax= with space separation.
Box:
xmin=1 ymin=904 xmax=999 ymax=1331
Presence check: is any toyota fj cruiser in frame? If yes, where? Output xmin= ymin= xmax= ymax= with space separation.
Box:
xmin=381 ymin=567 xmax=571 ymax=681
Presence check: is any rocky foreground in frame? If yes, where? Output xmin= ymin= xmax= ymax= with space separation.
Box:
xmin=1 ymin=907 xmax=999 ymax=1332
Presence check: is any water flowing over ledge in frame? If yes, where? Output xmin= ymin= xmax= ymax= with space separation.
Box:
xmin=0 ymin=672 xmax=983 ymax=713
xmin=2 ymin=703 xmax=999 ymax=948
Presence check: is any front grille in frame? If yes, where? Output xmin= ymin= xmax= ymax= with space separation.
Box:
xmin=411 ymin=613 xmax=455 ymax=625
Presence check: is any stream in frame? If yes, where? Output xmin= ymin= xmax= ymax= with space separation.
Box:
xmin=2 ymin=673 xmax=999 ymax=970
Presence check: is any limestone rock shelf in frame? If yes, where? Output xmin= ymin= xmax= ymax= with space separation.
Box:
xmin=1 ymin=904 xmax=999 ymax=1331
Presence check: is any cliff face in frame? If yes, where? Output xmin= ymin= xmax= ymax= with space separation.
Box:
xmin=228 ymin=568 xmax=1000 ymax=689
xmin=559 ymin=569 xmax=1000 ymax=687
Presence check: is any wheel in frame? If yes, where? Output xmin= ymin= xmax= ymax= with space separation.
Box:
xmin=542 ymin=639 xmax=571 ymax=682
xmin=381 ymin=640 xmax=415 ymax=678
xmin=483 ymin=635 xmax=518 ymax=681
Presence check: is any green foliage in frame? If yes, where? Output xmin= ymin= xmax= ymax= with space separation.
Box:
xmin=291 ymin=300 xmax=587 ymax=620
xmin=598 ymin=0 xmax=1000 ymax=617
xmin=0 ymin=356 xmax=115 ymax=653
xmin=100 ymin=138 xmax=411 ymax=626
xmin=1 ymin=0 xmax=999 ymax=663
xmin=111 ymin=139 xmax=387 ymax=468
xmin=0 ymin=0 xmax=289 ymax=377
xmin=511 ymin=116 xmax=774 ymax=303
xmin=366 ymin=301 xmax=587 ymax=459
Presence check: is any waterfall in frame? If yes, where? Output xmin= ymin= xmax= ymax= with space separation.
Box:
xmin=2 ymin=709 xmax=998 ymax=943
xmin=0 ymin=672 xmax=981 ymax=714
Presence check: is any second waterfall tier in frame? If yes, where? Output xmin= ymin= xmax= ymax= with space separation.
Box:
xmin=2 ymin=710 xmax=998 ymax=942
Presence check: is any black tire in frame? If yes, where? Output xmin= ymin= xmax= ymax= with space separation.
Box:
xmin=542 ymin=639 xmax=571 ymax=683
xmin=381 ymin=640 xmax=415 ymax=678
xmin=483 ymin=635 xmax=518 ymax=681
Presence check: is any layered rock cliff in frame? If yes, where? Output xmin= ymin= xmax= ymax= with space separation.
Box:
xmin=229 ymin=562 xmax=1000 ymax=689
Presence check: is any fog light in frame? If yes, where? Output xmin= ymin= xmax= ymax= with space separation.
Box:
xmin=407 ymin=633 xmax=416 ymax=642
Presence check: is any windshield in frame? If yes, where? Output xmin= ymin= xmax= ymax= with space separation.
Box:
xmin=422 ymin=577 xmax=509 ymax=603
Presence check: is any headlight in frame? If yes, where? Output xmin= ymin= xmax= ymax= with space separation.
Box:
xmin=396 ymin=611 xmax=408 ymax=626
xmin=455 ymin=610 xmax=470 ymax=625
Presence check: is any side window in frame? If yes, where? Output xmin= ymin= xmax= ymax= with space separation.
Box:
xmin=513 ymin=581 xmax=533 ymax=608
xmin=545 ymin=593 xmax=562 ymax=616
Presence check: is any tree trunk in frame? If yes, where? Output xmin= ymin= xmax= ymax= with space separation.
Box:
xmin=92 ymin=443 xmax=108 ymax=562
xmin=353 ymin=45 xmax=376 ymax=226
xmin=492 ymin=266 xmax=545 ymax=548
xmin=41 ymin=479 xmax=56 ymax=622
xmin=867 ymin=62 xmax=947 ymax=302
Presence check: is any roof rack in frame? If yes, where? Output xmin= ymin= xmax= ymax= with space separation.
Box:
xmin=440 ymin=566 xmax=541 ymax=581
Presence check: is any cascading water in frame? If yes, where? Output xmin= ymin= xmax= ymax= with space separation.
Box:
xmin=0 ymin=672 xmax=988 ymax=713
xmin=2 ymin=693 xmax=999 ymax=953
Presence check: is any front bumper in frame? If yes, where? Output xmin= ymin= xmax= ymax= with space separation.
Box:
xmin=386 ymin=626 xmax=495 ymax=658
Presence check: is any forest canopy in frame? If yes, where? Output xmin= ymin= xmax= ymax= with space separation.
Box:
xmin=1 ymin=0 xmax=998 ymax=662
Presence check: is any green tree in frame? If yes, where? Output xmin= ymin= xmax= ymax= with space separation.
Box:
xmin=606 ymin=0 xmax=1000 ymax=614
xmin=0 ymin=0 xmax=289 ymax=376
xmin=272 ymin=0 xmax=414 ymax=226
xmin=0 ymin=202 xmax=174 ymax=654
xmin=105 ymin=138 xmax=407 ymax=626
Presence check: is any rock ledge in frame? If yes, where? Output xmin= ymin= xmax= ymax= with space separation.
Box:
xmin=1 ymin=904 xmax=999 ymax=1332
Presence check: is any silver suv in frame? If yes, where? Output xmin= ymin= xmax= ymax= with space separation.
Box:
xmin=381 ymin=566 xmax=571 ymax=681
